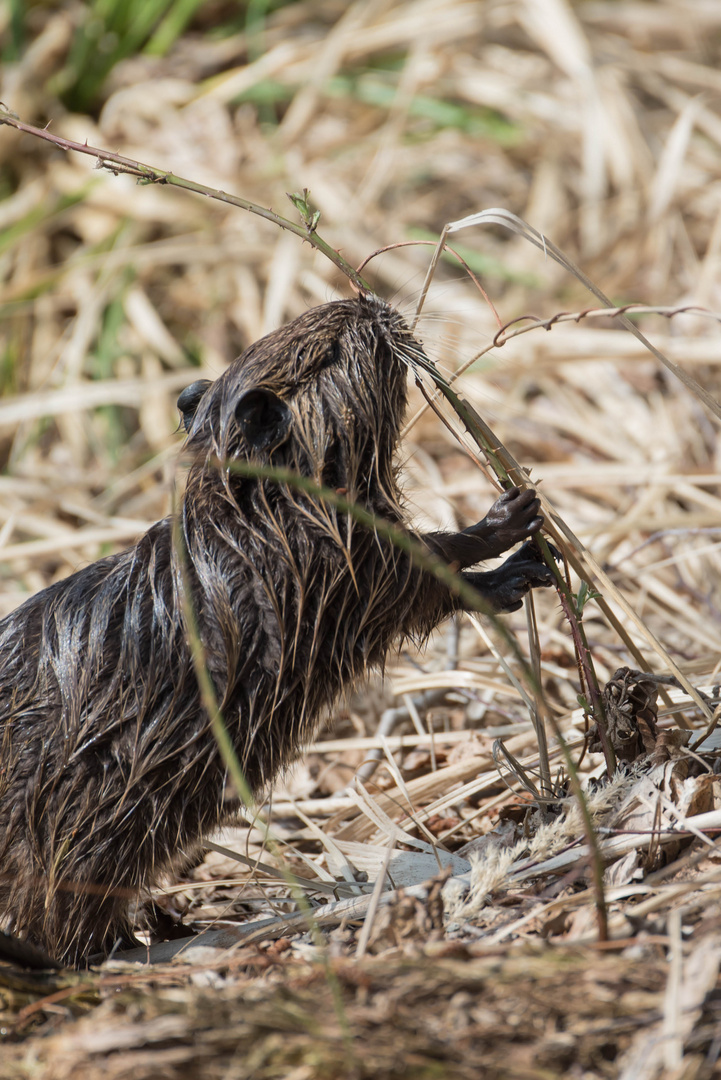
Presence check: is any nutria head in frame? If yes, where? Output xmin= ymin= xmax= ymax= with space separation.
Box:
xmin=183 ymin=295 xmax=416 ymax=508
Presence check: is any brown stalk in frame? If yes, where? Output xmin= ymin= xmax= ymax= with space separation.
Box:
xmin=0 ymin=109 xmax=371 ymax=295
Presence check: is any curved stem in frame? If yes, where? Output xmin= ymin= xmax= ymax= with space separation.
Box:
xmin=0 ymin=109 xmax=372 ymax=294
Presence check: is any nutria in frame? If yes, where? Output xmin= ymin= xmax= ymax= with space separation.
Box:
xmin=0 ymin=294 xmax=554 ymax=966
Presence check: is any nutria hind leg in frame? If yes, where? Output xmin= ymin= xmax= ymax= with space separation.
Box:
xmin=80 ymin=899 xmax=172 ymax=966
xmin=0 ymin=928 xmax=61 ymax=970
xmin=25 ymin=890 xmax=137 ymax=969
xmin=86 ymin=903 xmax=195 ymax=965
xmin=86 ymin=929 xmax=147 ymax=967
xmin=141 ymin=902 xmax=196 ymax=945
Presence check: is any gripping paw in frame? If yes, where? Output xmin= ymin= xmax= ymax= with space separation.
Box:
xmin=463 ymin=540 xmax=559 ymax=614
xmin=422 ymin=487 xmax=548 ymax=570
xmin=469 ymin=487 xmax=543 ymax=549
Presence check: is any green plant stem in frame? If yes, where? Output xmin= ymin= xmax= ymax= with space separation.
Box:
xmin=222 ymin=458 xmax=532 ymax=659
xmin=0 ymin=110 xmax=371 ymax=294
xmin=171 ymin=515 xmax=257 ymax=813
xmin=171 ymin=509 xmax=356 ymax=1056
xmin=543 ymin=717 xmax=609 ymax=942
xmin=225 ymin=458 xmax=611 ymax=941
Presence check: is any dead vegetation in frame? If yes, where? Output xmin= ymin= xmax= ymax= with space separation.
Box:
xmin=2 ymin=0 xmax=721 ymax=1076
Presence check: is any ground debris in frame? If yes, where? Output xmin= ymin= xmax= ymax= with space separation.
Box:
xmin=0 ymin=945 xmax=696 ymax=1080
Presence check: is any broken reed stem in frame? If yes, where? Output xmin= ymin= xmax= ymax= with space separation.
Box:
xmin=0 ymin=109 xmax=371 ymax=295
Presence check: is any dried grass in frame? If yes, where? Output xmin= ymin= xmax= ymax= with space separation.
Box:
xmin=2 ymin=0 xmax=721 ymax=1076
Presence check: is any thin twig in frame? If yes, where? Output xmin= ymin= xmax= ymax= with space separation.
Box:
xmin=0 ymin=109 xmax=371 ymax=294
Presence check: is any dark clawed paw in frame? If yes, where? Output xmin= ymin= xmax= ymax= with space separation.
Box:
xmin=463 ymin=541 xmax=559 ymax=614
xmin=437 ymin=490 xmax=556 ymax=574
xmin=502 ymin=539 xmax=550 ymax=570
xmin=512 ymin=555 xmax=557 ymax=590
xmin=504 ymin=565 xmax=554 ymax=603
xmin=482 ymin=487 xmax=543 ymax=545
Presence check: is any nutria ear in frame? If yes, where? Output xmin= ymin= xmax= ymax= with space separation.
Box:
xmin=235 ymin=388 xmax=291 ymax=454
xmin=177 ymin=380 xmax=212 ymax=432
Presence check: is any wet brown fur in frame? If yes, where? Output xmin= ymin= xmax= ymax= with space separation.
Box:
xmin=0 ymin=296 xmax=553 ymax=965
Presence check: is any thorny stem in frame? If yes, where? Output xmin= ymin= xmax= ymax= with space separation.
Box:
xmin=462 ymin=398 xmax=703 ymax=736
xmin=412 ymin=361 xmax=612 ymax=776
xmin=471 ymin=400 xmax=616 ymax=773
xmin=491 ymin=303 xmax=721 ymax=345
xmin=555 ymin=582 xmax=616 ymax=776
xmin=0 ymin=109 xmax=371 ymax=294
xmin=404 ymin=303 xmax=721 ymax=439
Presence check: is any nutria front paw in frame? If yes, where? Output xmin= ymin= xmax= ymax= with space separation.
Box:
xmin=463 ymin=540 xmax=559 ymax=613
xmin=468 ymin=487 xmax=543 ymax=550
xmin=422 ymin=487 xmax=546 ymax=569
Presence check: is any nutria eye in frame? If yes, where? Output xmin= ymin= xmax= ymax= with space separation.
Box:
xmin=315 ymin=340 xmax=340 ymax=374
xmin=235 ymin=388 xmax=291 ymax=454
xmin=177 ymin=380 xmax=212 ymax=432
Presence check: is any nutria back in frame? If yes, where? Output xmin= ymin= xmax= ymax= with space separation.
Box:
xmin=0 ymin=295 xmax=553 ymax=965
